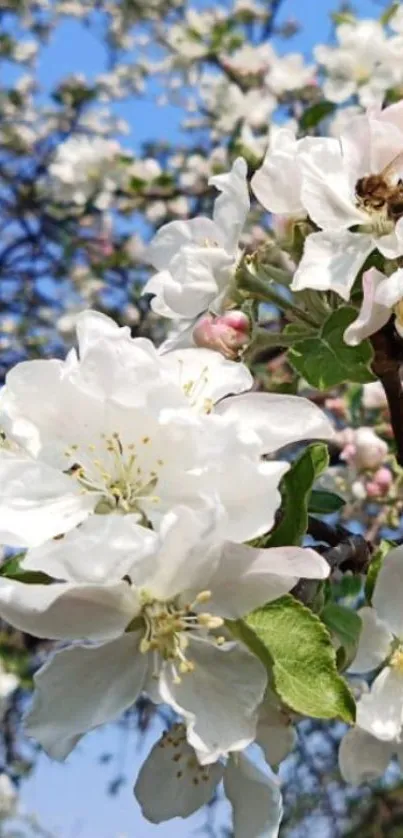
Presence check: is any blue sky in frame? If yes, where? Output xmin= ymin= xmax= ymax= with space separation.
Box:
xmin=12 ymin=1 xmax=385 ymax=836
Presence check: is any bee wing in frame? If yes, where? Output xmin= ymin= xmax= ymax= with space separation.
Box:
xmin=381 ymin=151 xmax=403 ymax=184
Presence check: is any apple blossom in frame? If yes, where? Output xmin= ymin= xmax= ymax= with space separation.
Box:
xmin=135 ymin=721 xmax=285 ymax=837
xmin=47 ymin=136 xmax=130 ymax=210
xmin=0 ymin=310 xmax=334 ymax=548
xmin=290 ymin=105 xmax=403 ymax=299
xmin=143 ymin=157 xmax=250 ymax=324
xmin=314 ymin=20 xmax=398 ymax=106
xmin=0 ymin=505 xmax=329 ymax=761
xmin=346 ymin=547 xmax=403 ymax=743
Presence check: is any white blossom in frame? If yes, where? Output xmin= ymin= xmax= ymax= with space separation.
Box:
xmin=47 ymin=136 xmax=129 ymax=208
xmin=135 ymin=721 xmax=286 ymax=837
xmin=314 ymin=20 xmax=398 ymax=106
xmin=0 ymin=311 xmax=334 ymax=548
xmin=292 ymin=104 xmax=403 ymax=299
xmin=144 ymin=158 xmax=250 ymax=324
xmin=0 ymin=505 xmax=329 ymax=761
xmin=347 ymin=547 xmax=403 ymax=742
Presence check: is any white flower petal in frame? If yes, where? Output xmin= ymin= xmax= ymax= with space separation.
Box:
xmin=339 ymin=726 xmax=393 ymax=784
xmin=209 ymin=544 xmax=329 ymax=619
xmin=25 ymin=633 xmax=144 ymax=759
xmin=145 ymin=218 xmax=219 ymax=271
xmin=160 ymin=347 xmax=253 ymax=406
xmin=224 ymin=753 xmax=283 ymax=838
xmin=372 ymin=545 xmax=403 ymax=637
xmin=291 ymin=231 xmax=374 ymax=300
xmin=348 ymin=607 xmax=392 ymax=674
xmin=356 ymin=667 xmax=403 ymax=741
xmin=214 ymin=392 xmax=334 ymax=454
xmin=159 ymin=636 xmax=267 ymax=764
xmin=134 ymin=726 xmax=223 ymax=823
xmin=135 ymin=504 xmax=223 ymax=601
xmin=344 ymin=268 xmax=391 ymax=346
xmin=75 ymin=310 xmax=131 ymax=359
xmin=22 ymin=515 xmax=157 ymax=584
xmin=0 ymin=578 xmax=135 ymax=641
xmin=299 ymin=137 xmax=366 ymax=230
xmin=210 ymin=157 xmax=250 ymax=254
xmin=0 ymin=455 xmax=95 ymax=547
xmin=374 ymin=268 xmax=403 ymax=308
xmin=251 ymin=129 xmax=304 ymax=215
xmin=256 ymin=703 xmax=296 ymax=766
xmin=211 ymin=458 xmax=288 ymax=543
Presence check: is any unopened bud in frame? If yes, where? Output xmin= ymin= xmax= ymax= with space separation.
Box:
xmin=193 ymin=311 xmax=250 ymax=360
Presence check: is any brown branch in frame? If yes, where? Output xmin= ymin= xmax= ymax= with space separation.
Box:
xmin=370 ymin=320 xmax=403 ymax=466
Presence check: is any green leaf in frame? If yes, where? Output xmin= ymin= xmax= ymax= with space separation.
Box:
xmin=287 ymin=307 xmax=375 ymax=390
xmin=246 ymin=595 xmax=355 ymax=722
xmin=322 ymin=602 xmax=362 ymax=671
xmin=261 ymin=443 xmax=329 ymax=548
xmin=308 ymin=490 xmax=345 ymax=514
xmin=365 ymin=541 xmax=393 ymax=604
xmin=300 ymin=101 xmax=336 ymax=131
xmin=0 ymin=554 xmax=53 ymax=585
xmin=226 ymin=618 xmax=274 ymax=684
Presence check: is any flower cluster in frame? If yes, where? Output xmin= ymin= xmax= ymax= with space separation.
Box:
xmin=0 ymin=303 xmax=334 ymax=832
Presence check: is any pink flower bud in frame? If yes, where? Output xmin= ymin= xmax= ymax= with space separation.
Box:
xmin=365 ymin=480 xmax=380 ymax=498
xmin=340 ymin=442 xmax=357 ymax=464
xmin=373 ymin=467 xmax=393 ymax=491
xmin=193 ymin=311 xmax=250 ymax=360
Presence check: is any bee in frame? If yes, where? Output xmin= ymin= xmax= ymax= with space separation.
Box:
xmin=355 ymin=151 xmax=403 ymax=221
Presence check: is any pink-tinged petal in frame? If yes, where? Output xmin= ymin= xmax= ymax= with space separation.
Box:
xmin=291 ymin=231 xmax=374 ymax=300
xmin=0 ymin=577 xmax=135 ymax=641
xmin=339 ymin=727 xmax=393 ymax=784
xmin=224 ymin=754 xmax=283 ymax=838
xmin=344 ymin=268 xmax=391 ymax=346
xmin=25 ymin=633 xmax=144 ymax=759
xmin=0 ymin=455 xmax=95 ymax=548
xmin=214 ymin=392 xmax=334 ymax=454
xmin=208 ymin=544 xmax=329 ymax=619
xmin=134 ymin=726 xmax=223 ymax=823
xmin=159 ymin=636 xmax=267 ymax=764
xmin=348 ymin=607 xmax=392 ymax=674
xmin=372 ymin=545 xmax=403 ymax=638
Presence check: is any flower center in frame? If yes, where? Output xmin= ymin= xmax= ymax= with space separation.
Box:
xmin=158 ymin=723 xmax=213 ymax=784
xmin=390 ymin=646 xmax=403 ymax=673
xmin=64 ymin=432 xmax=164 ymax=522
xmin=139 ymin=590 xmax=224 ymax=683
xmin=176 ymin=362 xmax=214 ymax=413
